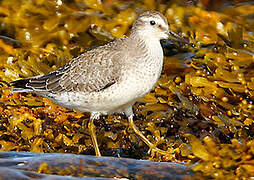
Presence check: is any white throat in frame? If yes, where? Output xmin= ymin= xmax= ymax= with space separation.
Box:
xmin=145 ymin=37 xmax=164 ymax=64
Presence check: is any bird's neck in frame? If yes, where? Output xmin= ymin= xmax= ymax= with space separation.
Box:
xmin=129 ymin=31 xmax=163 ymax=60
xmin=128 ymin=31 xmax=164 ymax=75
xmin=129 ymin=30 xmax=158 ymax=42
xmin=125 ymin=31 xmax=164 ymax=97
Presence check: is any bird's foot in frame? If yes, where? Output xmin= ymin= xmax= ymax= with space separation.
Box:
xmin=147 ymin=145 xmax=174 ymax=156
xmin=128 ymin=115 xmax=173 ymax=157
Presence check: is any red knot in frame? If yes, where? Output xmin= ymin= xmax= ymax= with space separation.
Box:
xmin=12 ymin=11 xmax=186 ymax=156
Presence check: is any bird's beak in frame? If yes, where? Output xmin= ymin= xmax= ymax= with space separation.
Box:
xmin=168 ymin=30 xmax=190 ymax=44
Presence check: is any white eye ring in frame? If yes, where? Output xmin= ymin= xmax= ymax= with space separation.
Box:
xmin=150 ymin=20 xmax=156 ymax=25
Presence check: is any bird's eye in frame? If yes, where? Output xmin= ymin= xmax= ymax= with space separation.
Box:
xmin=150 ymin=20 xmax=156 ymax=25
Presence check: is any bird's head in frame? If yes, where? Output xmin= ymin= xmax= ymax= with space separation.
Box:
xmin=131 ymin=11 xmax=169 ymax=40
xmin=131 ymin=11 xmax=188 ymax=44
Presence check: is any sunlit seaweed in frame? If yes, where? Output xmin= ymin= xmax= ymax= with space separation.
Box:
xmin=0 ymin=0 xmax=253 ymax=179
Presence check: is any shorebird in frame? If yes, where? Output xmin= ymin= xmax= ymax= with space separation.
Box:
xmin=11 ymin=11 xmax=186 ymax=156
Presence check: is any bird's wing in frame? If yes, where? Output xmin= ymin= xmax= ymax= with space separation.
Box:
xmin=12 ymin=42 xmax=122 ymax=94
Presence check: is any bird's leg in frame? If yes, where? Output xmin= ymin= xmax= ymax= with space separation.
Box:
xmin=125 ymin=107 xmax=172 ymax=156
xmin=88 ymin=112 xmax=101 ymax=156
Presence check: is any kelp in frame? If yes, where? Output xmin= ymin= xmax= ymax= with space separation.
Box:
xmin=0 ymin=0 xmax=253 ymax=179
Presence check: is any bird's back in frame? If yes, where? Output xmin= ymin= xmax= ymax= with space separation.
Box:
xmin=11 ymin=38 xmax=129 ymax=95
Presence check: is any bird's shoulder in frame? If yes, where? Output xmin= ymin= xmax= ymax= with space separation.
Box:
xmin=12 ymin=37 xmax=142 ymax=94
xmin=32 ymin=38 xmax=131 ymax=94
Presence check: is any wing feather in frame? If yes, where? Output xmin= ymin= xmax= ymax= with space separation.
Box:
xmin=11 ymin=40 xmax=123 ymax=95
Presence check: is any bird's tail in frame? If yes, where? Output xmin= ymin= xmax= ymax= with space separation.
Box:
xmin=11 ymin=78 xmax=33 ymax=92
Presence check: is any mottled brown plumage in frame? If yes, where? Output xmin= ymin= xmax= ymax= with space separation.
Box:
xmin=12 ymin=11 xmax=168 ymax=96
xmin=12 ymin=11 xmax=183 ymax=156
